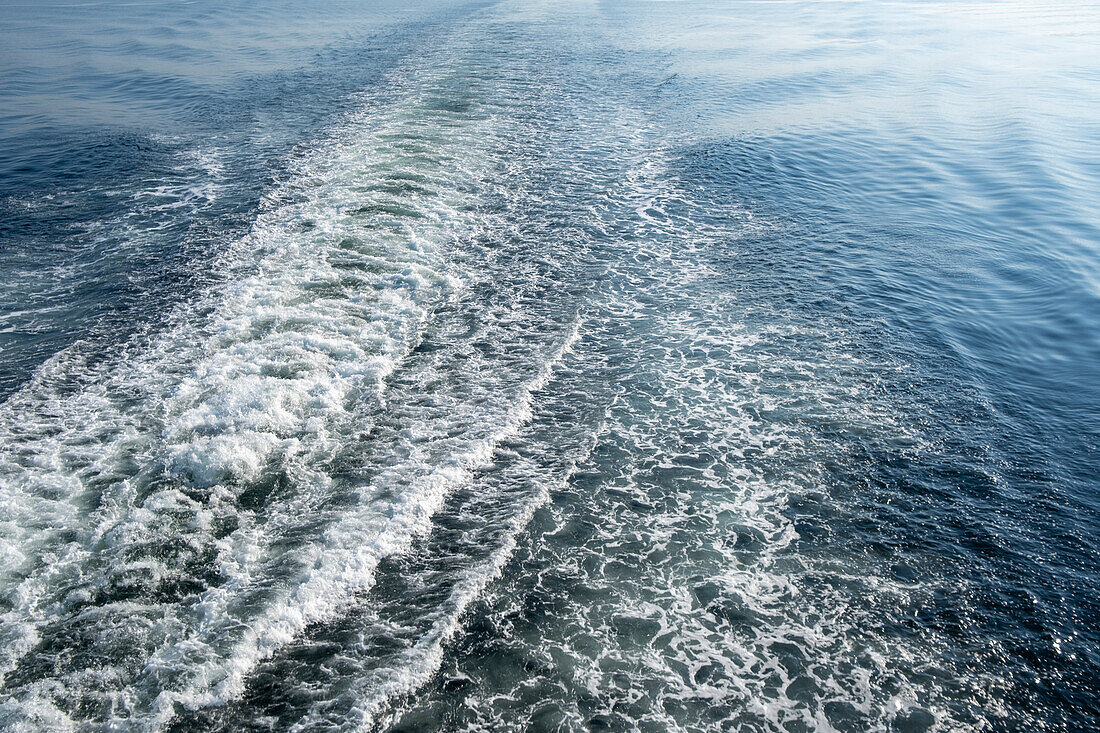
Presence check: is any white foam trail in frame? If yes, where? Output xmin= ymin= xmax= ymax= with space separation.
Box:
xmin=0 ymin=49 xmax=506 ymax=728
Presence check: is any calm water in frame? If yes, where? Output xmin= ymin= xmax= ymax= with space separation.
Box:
xmin=1 ymin=1 xmax=1098 ymax=731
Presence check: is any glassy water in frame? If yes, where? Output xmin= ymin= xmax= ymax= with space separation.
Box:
xmin=1 ymin=1 xmax=1097 ymax=730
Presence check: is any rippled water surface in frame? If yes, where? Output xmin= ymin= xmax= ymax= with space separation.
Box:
xmin=1 ymin=1 xmax=1098 ymax=731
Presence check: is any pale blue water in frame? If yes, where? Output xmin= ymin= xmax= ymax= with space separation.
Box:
xmin=1 ymin=1 xmax=1098 ymax=731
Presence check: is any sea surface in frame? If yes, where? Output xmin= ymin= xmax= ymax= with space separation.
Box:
xmin=1 ymin=1 xmax=1098 ymax=730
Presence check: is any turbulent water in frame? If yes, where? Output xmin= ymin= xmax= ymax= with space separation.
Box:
xmin=1 ymin=0 xmax=1099 ymax=731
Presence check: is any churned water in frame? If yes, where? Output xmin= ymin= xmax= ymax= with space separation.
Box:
xmin=1 ymin=1 xmax=1098 ymax=731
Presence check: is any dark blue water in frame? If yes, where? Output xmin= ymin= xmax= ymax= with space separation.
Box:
xmin=1 ymin=1 xmax=1098 ymax=730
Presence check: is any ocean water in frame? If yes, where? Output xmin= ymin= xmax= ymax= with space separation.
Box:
xmin=1 ymin=0 xmax=1098 ymax=730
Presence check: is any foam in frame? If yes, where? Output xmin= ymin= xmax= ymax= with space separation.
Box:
xmin=0 ymin=44 xmax=504 ymax=727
